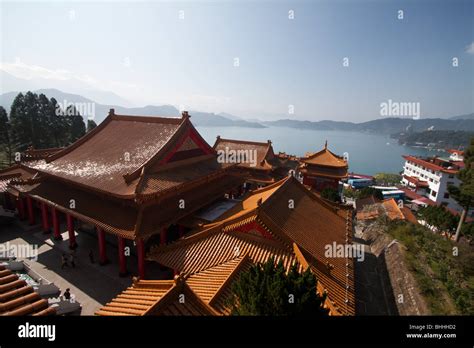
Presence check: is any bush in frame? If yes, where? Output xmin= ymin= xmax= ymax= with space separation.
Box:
xmin=228 ymin=257 xmax=329 ymax=316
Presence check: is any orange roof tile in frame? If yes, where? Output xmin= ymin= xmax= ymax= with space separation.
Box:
xmin=301 ymin=144 xmax=348 ymax=168
xmin=356 ymin=198 xmax=405 ymax=222
xmin=213 ymin=137 xmax=274 ymax=171
xmin=0 ymin=266 xmax=56 ymax=316
xmin=148 ymin=176 xmax=356 ymax=315
xmin=95 ymin=278 xmax=218 ymax=316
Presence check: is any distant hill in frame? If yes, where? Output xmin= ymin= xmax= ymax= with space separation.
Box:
xmin=217 ymin=112 xmax=242 ymax=121
xmin=449 ymin=113 xmax=474 ymax=120
xmin=1 ymin=86 xmax=471 ymax=132
xmin=0 ymin=70 xmax=134 ymax=107
xmin=0 ymin=89 xmax=265 ymax=128
xmin=263 ymin=117 xmax=474 ymax=134
xmin=394 ymin=130 xmax=474 ymax=149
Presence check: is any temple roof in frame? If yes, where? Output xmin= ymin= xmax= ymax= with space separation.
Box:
xmin=95 ymin=278 xmax=218 ymax=316
xmin=301 ymin=142 xmax=348 ymax=168
xmin=148 ymin=176 xmax=356 ymax=315
xmin=356 ymin=198 xmax=406 ymax=221
xmin=0 ymin=165 xmax=36 ymax=193
xmin=213 ymin=137 xmax=274 ymax=171
xmin=5 ymin=111 xmax=245 ymax=240
xmin=25 ymin=110 xmax=216 ymax=198
xmin=0 ymin=265 xmax=56 ymax=316
xmin=96 ymin=256 xmax=252 ymax=316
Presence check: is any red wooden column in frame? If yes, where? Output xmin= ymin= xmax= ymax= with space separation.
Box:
xmin=178 ymin=225 xmax=185 ymax=238
xmin=160 ymin=227 xmax=168 ymax=245
xmin=67 ymin=214 xmax=77 ymax=249
xmin=26 ymin=196 xmax=35 ymax=225
xmin=136 ymin=239 xmax=145 ymax=279
xmin=40 ymin=202 xmax=50 ymax=233
xmin=17 ymin=197 xmax=26 ymax=220
xmin=97 ymin=227 xmax=108 ymax=265
xmin=118 ymin=236 xmax=127 ymax=277
xmin=52 ymin=207 xmax=62 ymax=240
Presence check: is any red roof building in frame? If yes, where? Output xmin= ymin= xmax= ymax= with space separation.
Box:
xmin=299 ymin=142 xmax=348 ymax=192
xmin=143 ymin=176 xmax=356 ymax=316
xmin=213 ymin=137 xmax=298 ymax=188
xmin=3 ymin=110 xmax=245 ymax=279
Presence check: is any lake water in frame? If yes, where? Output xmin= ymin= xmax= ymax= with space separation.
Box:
xmin=196 ymin=126 xmax=444 ymax=176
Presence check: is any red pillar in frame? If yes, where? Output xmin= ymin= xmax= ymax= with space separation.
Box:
xmin=52 ymin=207 xmax=62 ymax=240
xmin=17 ymin=198 xmax=26 ymax=220
xmin=67 ymin=214 xmax=77 ymax=249
xmin=178 ymin=225 xmax=185 ymax=238
xmin=26 ymin=196 xmax=35 ymax=225
xmin=97 ymin=227 xmax=108 ymax=265
xmin=160 ymin=227 xmax=167 ymax=245
xmin=118 ymin=236 xmax=127 ymax=277
xmin=136 ymin=239 xmax=145 ymax=279
xmin=41 ymin=202 xmax=50 ymax=233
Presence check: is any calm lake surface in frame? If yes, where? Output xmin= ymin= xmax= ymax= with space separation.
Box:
xmin=196 ymin=126 xmax=444 ymax=176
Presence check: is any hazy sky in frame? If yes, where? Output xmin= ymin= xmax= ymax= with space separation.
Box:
xmin=1 ymin=0 xmax=473 ymax=121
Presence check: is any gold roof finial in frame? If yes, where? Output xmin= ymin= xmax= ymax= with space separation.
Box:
xmin=325 ymin=140 xmax=328 ymax=149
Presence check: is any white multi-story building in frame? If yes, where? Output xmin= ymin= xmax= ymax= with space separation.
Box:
xmin=401 ymin=155 xmax=464 ymax=213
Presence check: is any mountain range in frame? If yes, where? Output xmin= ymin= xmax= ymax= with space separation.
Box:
xmin=0 ymin=82 xmax=473 ymax=134
xmin=0 ymin=88 xmax=265 ymax=128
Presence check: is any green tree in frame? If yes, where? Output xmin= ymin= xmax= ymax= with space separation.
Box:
xmin=229 ymin=257 xmax=329 ymax=316
xmin=418 ymin=205 xmax=458 ymax=234
xmin=36 ymin=93 xmax=55 ymax=148
xmin=321 ymin=187 xmax=339 ymax=202
xmin=0 ymin=106 xmax=12 ymax=165
xmin=359 ymin=187 xmax=384 ymax=200
xmin=374 ymin=172 xmax=402 ymax=186
xmin=65 ymin=105 xmax=86 ymax=143
xmin=448 ymin=138 xmax=474 ymax=241
xmin=9 ymin=92 xmax=30 ymax=151
xmin=48 ymin=98 xmax=69 ymax=147
xmin=87 ymin=119 xmax=97 ymax=133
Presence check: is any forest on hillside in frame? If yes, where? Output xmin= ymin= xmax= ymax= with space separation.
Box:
xmin=0 ymin=91 xmax=97 ymax=167
xmin=393 ymin=130 xmax=474 ymax=149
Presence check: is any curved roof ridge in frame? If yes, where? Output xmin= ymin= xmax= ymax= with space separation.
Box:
xmin=149 ymin=223 xmax=223 ymax=254
xmin=122 ymin=116 xmax=189 ymax=183
xmin=301 ymin=146 xmax=347 ymax=168
xmin=262 ymin=176 xmax=349 ymax=220
xmin=111 ymin=113 xmax=183 ymax=124
xmin=213 ymin=136 xmax=272 ymax=148
xmin=251 ymin=175 xmax=289 ymax=194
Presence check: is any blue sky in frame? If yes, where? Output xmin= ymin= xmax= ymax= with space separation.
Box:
xmin=1 ymin=0 xmax=473 ymax=121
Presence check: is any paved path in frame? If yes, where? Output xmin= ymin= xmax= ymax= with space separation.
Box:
xmin=352 ymin=226 xmax=398 ymax=315
xmin=0 ymin=220 xmax=164 ymax=315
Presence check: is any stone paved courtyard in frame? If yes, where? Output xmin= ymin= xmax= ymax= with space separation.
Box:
xmin=0 ymin=219 xmax=165 ymax=315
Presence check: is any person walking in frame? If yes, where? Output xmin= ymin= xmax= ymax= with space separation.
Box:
xmin=88 ymin=249 xmax=95 ymax=264
xmin=63 ymin=288 xmax=71 ymax=301
xmin=61 ymin=253 xmax=69 ymax=269
xmin=69 ymin=251 xmax=76 ymax=268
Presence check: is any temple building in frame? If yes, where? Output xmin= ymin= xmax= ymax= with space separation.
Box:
xmin=96 ymin=176 xmax=356 ymax=316
xmin=299 ymin=142 xmax=348 ymax=192
xmin=213 ymin=136 xmax=298 ymax=189
xmin=2 ymin=110 xmax=245 ymax=279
